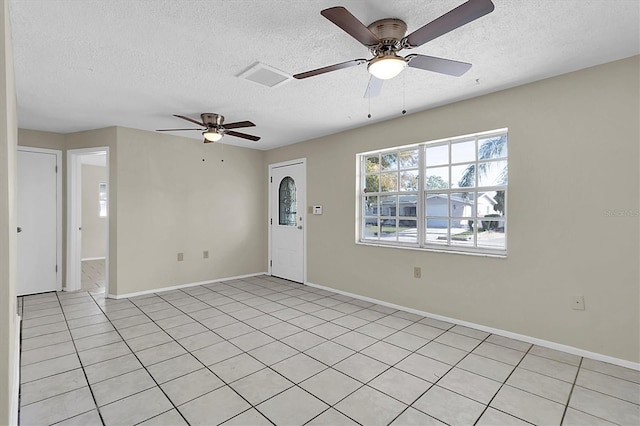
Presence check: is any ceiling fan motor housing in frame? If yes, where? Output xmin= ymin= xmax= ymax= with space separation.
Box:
xmin=201 ymin=113 xmax=224 ymax=128
xmin=367 ymin=18 xmax=407 ymax=54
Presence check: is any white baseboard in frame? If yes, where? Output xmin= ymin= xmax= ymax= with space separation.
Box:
xmin=304 ymin=280 xmax=640 ymax=371
xmin=10 ymin=315 xmax=21 ymax=426
xmin=108 ymin=272 xmax=268 ymax=299
xmin=81 ymin=256 xmax=106 ymax=261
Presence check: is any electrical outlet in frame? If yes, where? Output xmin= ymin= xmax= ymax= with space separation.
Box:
xmin=177 ymin=252 xmax=184 ymax=262
xmin=203 ymin=250 xmax=209 ymax=259
xmin=571 ymin=295 xmax=585 ymax=310
xmin=414 ymin=267 xmax=421 ymax=278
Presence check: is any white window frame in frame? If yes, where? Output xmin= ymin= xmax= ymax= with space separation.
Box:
xmin=357 ymin=128 xmax=508 ymax=257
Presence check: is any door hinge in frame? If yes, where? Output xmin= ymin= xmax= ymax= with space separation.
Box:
xmin=55 ymin=265 xmax=58 ymax=272
xmin=270 ymin=218 xmax=272 ymax=225
xmin=270 ymin=260 xmax=272 ymax=267
xmin=55 ymin=165 xmax=58 ymax=173
xmin=270 ymin=176 xmax=272 ymax=183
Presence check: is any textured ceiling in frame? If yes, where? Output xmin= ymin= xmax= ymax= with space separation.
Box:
xmin=9 ymin=0 xmax=640 ymax=150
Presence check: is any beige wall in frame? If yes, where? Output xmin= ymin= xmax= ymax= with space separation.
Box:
xmin=0 ymin=0 xmax=17 ymax=423
xmin=265 ymin=56 xmax=640 ymax=363
xmin=81 ymin=164 xmax=107 ymax=259
xmin=114 ymin=127 xmax=267 ymax=294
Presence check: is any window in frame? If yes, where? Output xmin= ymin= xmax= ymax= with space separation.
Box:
xmin=359 ymin=129 xmax=507 ymax=255
xmin=279 ymin=176 xmax=296 ymax=226
xmin=99 ymin=182 xmax=107 ymax=218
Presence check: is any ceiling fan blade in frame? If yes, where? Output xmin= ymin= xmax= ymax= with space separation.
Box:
xmin=226 ymin=131 xmax=260 ymax=142
xmin=223 ymin=120 xmax=255 ymax=130
xmin=404 ymin=0 xmax=495 ymax=48
xmin=173 ymin=114 xmax=205 ymax=127
xmin=406 ymin=54 xmax=472 ymax=76
xmin=294 ymin=59 xmax=367 ymax=79
xmin=364 ymin=76 xmax=384 ymax=98
xmin=156 ymin=128 xmax=203 ymax=132
xmin=321 ymin=7 xmax=381 ymax=47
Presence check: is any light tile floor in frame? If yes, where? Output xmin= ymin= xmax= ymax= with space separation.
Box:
xmin=17 ymin=275 xmax=640 ymax=425
xmin=81 ymin=260 xmax=106 ymax=294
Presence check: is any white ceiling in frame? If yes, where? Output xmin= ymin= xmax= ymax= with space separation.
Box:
xmin=9 ymin=0 xmax=640 ymax=150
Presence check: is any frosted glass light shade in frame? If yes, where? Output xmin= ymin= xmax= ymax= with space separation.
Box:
xmin=203 ymin=130 xmax=223 ymax=142
xmin=368 ymin=55 xmax=407 ymax=80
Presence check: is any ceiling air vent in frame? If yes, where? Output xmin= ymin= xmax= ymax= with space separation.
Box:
xmin=238 ymin=62 xmax=291 ymax=88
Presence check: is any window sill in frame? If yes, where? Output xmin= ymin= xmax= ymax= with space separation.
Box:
xmin=356 ymin=240 xmax=507 ymax=258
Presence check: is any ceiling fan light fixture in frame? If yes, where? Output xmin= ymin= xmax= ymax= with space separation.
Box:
xmin=203 ymin=129 xmax=223 ymax=142
xmin=367 ymin=54 xmax=407 ymax=80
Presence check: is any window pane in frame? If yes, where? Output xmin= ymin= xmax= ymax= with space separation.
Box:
xmin=478 ymin=220 xmax=505 ymax=249
xmin=450 ymin=192 xmax=475 ymax=218
xmin=426 ymin=219 xmax=448 ymax=244
xmin=381 ymin=153 xmax=397 ymax=171
xmin=380 ymin=173 xmax=398 ymax=192
xmin=477 ymin=191 xmax=506 ymax=218
xmin=425 ymin=167 xmax=449 ymax=189
xmin=399 ymin=149 xmax=419 ymax=169
xmin=426 ymin=144 xmax=448 ymax=167
xmin=425 ymin=193 xmax=448 ymax=217
xmin=451 ymin=225 xmax=474 ymax=247
xmin=398 ymin=220 xmax=417 ymax=243
xmin=451 ymin=164 xmax=475 ymax=188
xmin=478 ymin=136 xmax=507 ymax=160
xmin=380 ymin=195 xmax=397 ymax=216
xmin=99 ymin=182 xmax=107 ymax=218
xmin=400 ymin=170 xmax=419 ymax=191
xmin=278 ymin=176 xmax=296 ymax=226
xmin=365 ymin=174 xmax=379 ymax=193
xmin=451 ymin=140 xmax=475 ymax=164
xmin=380 ymin=219 xmax=397 ymax=241
xmin=365 ymin=155 xmax=380 ymax=173
xmin=363 ymin=196 xmax=378 ymax=216
xmin=399 ymin=195 xmax=417 ymax=217
xmin=478 ymin=160 xmax=508 ymax=186
xmin=363 ymin=218 xmax=379 ymax=239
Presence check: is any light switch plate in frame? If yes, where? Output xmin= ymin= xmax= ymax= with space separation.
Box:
xmin=313 ymin=205 xmax=323 ymax=215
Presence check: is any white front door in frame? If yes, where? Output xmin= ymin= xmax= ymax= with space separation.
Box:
xmin=270 ymin=161 xmax=305 ymax=283
xmin=17 ymin=149 xmax=61 ymax=296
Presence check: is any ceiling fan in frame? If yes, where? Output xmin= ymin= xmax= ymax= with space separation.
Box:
xmin=293 ymin=0 xmax=495 ymax=95
xmin=156 ymin=113 xmax=260 ymax=142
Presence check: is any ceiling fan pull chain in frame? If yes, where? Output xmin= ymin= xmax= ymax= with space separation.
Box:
xmin=402 ymin=71 xmax=407 ymax=115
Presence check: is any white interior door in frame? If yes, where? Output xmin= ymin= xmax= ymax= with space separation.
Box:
xmin=270 ymin=161 xmax=305 ymax=283
xmin=17 ymin=149 xmax=61 ymax=296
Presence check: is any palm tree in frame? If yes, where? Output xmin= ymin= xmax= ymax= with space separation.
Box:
xmin=458 ymin=135 xmax=507 ymax=214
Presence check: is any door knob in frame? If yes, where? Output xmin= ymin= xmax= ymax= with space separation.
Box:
xmin=297 ymin=225 xmax=303 ymax=230
xmin=17 ymin=227 xmax=22 ymax=233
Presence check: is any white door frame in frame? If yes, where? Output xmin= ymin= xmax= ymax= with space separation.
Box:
xmin=268 ymin=158 xmax=307 ymax=283
xmin=67 ymin=147 xmax=110 ymax=295
xmin=17 ymin=146 xmax=63 ymax=291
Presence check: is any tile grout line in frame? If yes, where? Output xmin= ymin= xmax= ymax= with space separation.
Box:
xmin=559 ymin=356 xmax=583 ymax=425
xmin=88 ymin=292 xmax=194 ymax=425
xmin=54 ymin=292 xmax=107 ymax=426
xmin=471 ymin=343 xmax=535 ymax=426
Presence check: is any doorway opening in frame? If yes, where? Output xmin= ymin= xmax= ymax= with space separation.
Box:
xmin=67 ymin=147 xmax=110 ymax=295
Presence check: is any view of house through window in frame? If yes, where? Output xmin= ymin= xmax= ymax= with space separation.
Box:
xmin=99 ymin=182 xmax=107 ymax=218
xmin=359 ymin=129 xmax=508 ymax=255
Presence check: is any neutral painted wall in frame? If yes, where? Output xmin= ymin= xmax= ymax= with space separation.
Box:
xmin=265 ymin=56 xmax=640 ymax=363
xmin=0 ymin=0 xmax=18 ymax=423
xmin=81 ymin=164 xmax=107 ymax=259
xmin=114 ymin=127 xmax=267 ymax=294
